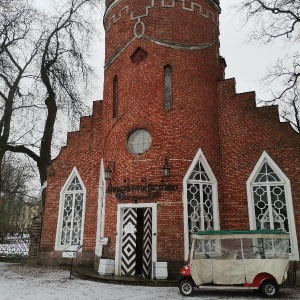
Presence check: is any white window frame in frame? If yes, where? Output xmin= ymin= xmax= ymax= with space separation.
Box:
xmin=183 ymin=149 xmax=219 ymax=261
xmin=247 ymin=151 xmax=299 ymax=261
xmin=95 ymin=159 xmax=106 ymax=257
xmin=55 ymin=167 xmax=86 ymax=251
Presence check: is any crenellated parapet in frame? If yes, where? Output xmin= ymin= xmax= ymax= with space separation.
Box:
xmin=104 ymin=0 xmax=220 ymax=32
xmin=104 ymin=0 xmax=221 ymax=69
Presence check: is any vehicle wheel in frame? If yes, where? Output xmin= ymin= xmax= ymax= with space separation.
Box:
xmin=179 ymin=280 xmax=194 ymax=296
xmin=260 ymin=280 xmax=278 ymax=298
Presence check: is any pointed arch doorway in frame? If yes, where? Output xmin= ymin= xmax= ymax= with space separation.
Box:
xmin=114 ymin=203 xmax=157 ymax=278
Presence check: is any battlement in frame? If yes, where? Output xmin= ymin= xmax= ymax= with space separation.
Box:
xmin=104 ymin=0 xmax=219 ymax=32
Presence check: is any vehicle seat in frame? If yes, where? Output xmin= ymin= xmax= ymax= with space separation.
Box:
xmin=226 ymin=253 xmax=237 ymax=259
xmin=249 ymin=252 xmax=261 ymax=259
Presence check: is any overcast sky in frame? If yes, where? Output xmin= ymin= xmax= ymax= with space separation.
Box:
xmin=34 ymin=0 xmax=283 ymax=103
xmin=91 ymin=0 xmax=283 ymax=103
xmin=219 ymin=1 xmax=284 ymax=100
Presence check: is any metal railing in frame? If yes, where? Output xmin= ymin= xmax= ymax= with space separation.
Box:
xmin=0 ymin=225 xmax=30 ymax=257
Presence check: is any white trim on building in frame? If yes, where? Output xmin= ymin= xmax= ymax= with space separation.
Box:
xmin=95 ymin=159 xmax=106 ymax=257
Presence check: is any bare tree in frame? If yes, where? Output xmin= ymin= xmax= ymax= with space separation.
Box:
xmin=0 ymin=153 xmax=38 ymax=226
xmin=0 ymin=0 xmax=101 ymax=209
xmin=238 ymin=0 xmax=300 ymax=132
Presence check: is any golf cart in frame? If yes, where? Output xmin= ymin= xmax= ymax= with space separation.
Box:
xmin=178 ymin=229 xmax=290 ymax=298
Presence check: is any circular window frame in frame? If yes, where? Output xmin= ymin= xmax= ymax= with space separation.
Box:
xmin=127 ymin=129 xmax=152 ymax=154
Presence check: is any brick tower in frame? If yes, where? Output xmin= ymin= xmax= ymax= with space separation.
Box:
xmin=100 ymin=0 xmax=223 ymax=276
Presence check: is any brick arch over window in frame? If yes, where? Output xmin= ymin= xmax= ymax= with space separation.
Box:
xmin=183 ymin=149 xmax=219 ymax=260
xmin=247 ymin=151 xmax=299 ymax=261
xmin=55 ymin=167 xmax=86 ymax=251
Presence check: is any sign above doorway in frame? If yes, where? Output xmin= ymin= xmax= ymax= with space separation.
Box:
xmin=106 ymin=183 xmax=178 ymax=201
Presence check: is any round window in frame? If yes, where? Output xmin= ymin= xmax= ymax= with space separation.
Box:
xmin=128 ymin=129 xmax=152 ymax=154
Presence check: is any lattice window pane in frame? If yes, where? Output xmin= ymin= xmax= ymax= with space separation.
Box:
xmin=203 ymin=184 xmax=214 ymax=231
xmin=60 ymin=176 xmax=84 ymax=246
xmin=248 ymin=154 xmax=298 ymax=259
xmin=253 ymin=186 xmax=269 ymax=229
xmin=270 ymin=185 xmax=288 ymax=232
xmin=187 ymin=180 xmax=214 ymax=247
xmin=67 ymin=176 xmax=83 ymax=191
xmin=252 ymin=171 xmax=291 ymax=253
xmin=254 ymin=162 xmax=280 ymax=183
xmin=188 ymin=162 xmax=210 ymax=181
xmin=187 ymin=183 xmax=201 ymax=234
xmin=186 ymin=153 xmax=218 ymax=259
xmin=71 ymin=193 xmax=83 ymax=244
xmin=61 ymin=194 xmax=73 ymax=245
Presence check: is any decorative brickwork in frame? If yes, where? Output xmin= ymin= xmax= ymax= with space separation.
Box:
xmin=104 ymin=0 xmax=219 ymax=32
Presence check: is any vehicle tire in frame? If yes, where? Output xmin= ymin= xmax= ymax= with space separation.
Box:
xmin=260 ymin=280 xmax=278 ymax=298
xmin=179 ymin=280 xmax=194 ymax=296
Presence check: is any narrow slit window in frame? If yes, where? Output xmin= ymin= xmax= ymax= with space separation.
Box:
xmin=164 ymin=65 xmax=172 ymax=110
xmin=113 ymin=75 xmax=118 ymax=118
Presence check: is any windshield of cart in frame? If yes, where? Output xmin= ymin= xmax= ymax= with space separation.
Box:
xmin=190 ymin=230 xmax=289 ymax=286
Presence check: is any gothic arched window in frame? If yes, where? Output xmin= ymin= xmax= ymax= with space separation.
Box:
xmin=247 ymin=151 xmax=299 ymax=260
xmin=183 ymin=149 xmax=219 ymax=260
xmin=55 ymin=167 xmax=86 ymax=250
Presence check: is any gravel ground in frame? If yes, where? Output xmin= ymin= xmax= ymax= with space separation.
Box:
xmin=0 ymin=262 xmax=299 ymax=300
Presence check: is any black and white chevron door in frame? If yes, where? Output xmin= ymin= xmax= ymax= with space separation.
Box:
xmin=121 ymin=208 xmax=137 ymax=276
xmin=142 ymin=207 xmax=152 ymax=278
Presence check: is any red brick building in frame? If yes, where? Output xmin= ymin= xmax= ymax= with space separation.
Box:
xmin=38 ymin=0 xmax=300 ymax=278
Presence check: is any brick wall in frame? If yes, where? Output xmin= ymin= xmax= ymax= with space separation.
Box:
xmin=38 ymin=101 xmax=103 ymax=265
xmin=217 ymin=79 xmax=300 ymax=237
xmin=38 ymin=0 xmax=300 ymax=270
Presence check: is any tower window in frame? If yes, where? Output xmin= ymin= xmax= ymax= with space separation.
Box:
xmin=130 ymin=47 xmax=148 ymax=64
xmin=113 ymin=75 xmax=118 ymax=118
xmin=164 ymin=65 xmax=172 ymax=110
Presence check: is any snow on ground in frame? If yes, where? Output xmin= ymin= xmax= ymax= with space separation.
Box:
xmin=0 ymin=262 xmax=299 ymax=300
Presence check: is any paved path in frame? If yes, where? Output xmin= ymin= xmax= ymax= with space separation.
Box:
xmin=0 ymin=262 xmax=299 ymax=300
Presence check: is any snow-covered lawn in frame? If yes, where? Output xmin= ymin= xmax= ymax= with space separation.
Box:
xmin=0 ymin=262 xmax=298 ymax=300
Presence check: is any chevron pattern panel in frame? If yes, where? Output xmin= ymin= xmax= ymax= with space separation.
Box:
xmin=142 ymin=207 xmax=152 ymax=278
xmin=121 ymin=208 xmax=137 ymax=276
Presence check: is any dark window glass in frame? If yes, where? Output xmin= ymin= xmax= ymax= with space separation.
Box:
xmin=113 ymin=75 xmax=118 ymax=118
xmin=164 ymin=65 xmax=172 ymax=110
